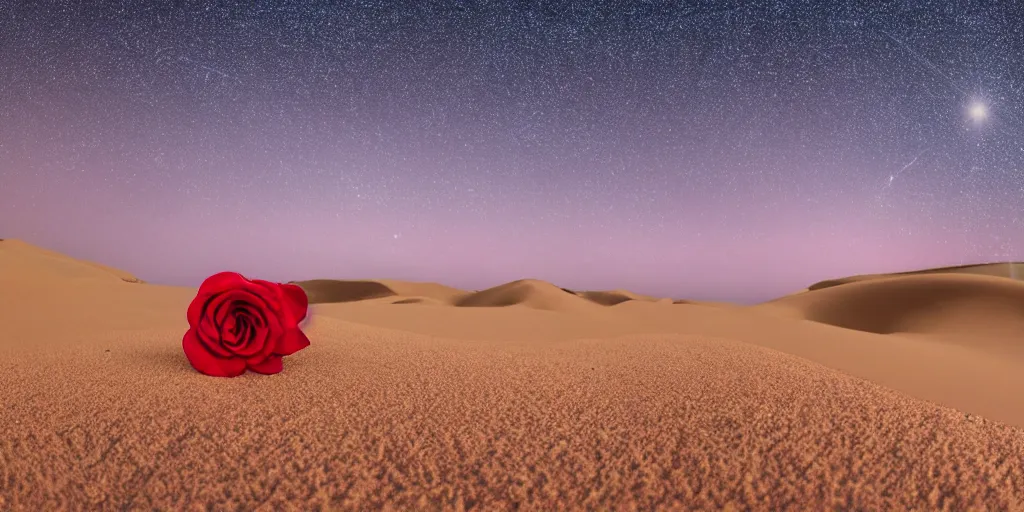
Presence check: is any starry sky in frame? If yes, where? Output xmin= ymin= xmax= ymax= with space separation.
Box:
xmin=2 ymin=1 xmax=1022 ymax=303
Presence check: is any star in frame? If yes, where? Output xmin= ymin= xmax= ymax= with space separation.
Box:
xmin=969 ymin=102 xmax=987 ymax=121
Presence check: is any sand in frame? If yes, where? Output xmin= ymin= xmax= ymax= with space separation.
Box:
xmin=807 ymin=261 xmax=1024 ymax=291
xmin=2 ymin=239 xmax=1024 ymax=510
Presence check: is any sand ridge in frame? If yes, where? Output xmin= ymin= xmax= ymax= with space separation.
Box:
xmin=292 ymin=278 xmax=471 ymax=304
xmin=765 ymin=272 xmax=1024 ymax=355
xmin=3 ymin=239 xmax=1024 ymax=510
xmin=297 ymin=278 xmax=677 ymax=310
xmin=291 ymin=279 xmax=405 ymax=303
xmin=807 ymin=261 xmax=1024 ymax=290
xmin=576 ymin=289 xmax=664 ymax=306
xmin=0 ymin=239 xmax=144 ymax=284
xmin=453 ymin=279 xmax=604 ymax=312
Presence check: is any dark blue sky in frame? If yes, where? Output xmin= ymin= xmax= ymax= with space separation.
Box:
xmin=2 ymin=1 xmax=1022 ymax=302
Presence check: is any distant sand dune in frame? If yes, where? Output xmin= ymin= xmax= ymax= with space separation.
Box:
xmin=390 ymin=297 xmax=445 ymax=305
xmin=578 ymin=289 xmax=661 ymax=306
xmin=291 ymin=279 xmax=399 ymax=303
xmin=768 ymin=273 xmax=1024 ymax=356
xmin=374 ymin=279 xmax=468 ymax=302
xmin=672 ymin=298 xmax=738 ymax=307
xmin=297 ymin=277 xmax=679 ymax=309
xmin=808 ymin=261 xmax=1024 ymax=290
xmin=454 ymin=279 xmax=601 ymax=312
xmin=293 ymin=279 xmax=467 ymax=304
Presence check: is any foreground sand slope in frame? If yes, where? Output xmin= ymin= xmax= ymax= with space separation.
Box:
xmin=2 ymin=239 xmax=1024 ymax=510
xmin=5 ymin=320 xmax=1024 ymax=510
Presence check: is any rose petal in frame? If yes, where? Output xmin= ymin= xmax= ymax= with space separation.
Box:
xmin=274 ymin=328 xmax=310 ymax=356
xmin=187 ymin=272 xmax=250 ymax=327
xmin=249 ymin=304 xmax=284 ymax=364
xmin=248 ymin=355 xmax=283 ymax=375
xmin=192 ymin=293 xmax=227 ymax=348
xmin=194 ymin=317 xmax=233 ymax=359
xmin=249 ymin=280 xmax=306 ymax=325
xmin=233 ymin=325 xmax=269 ymax=359
xmin=183 ymin=329 xmax=247 ymax=377
xmin=279 ymin=284 xmax=309 ymax=324
xmin=224 ymin=305 xmax=272 ymax=358
xmin=249 ymin=279 xmax=284 ymax=305
xmin=207 ymin=290 xmax=275 ymax=357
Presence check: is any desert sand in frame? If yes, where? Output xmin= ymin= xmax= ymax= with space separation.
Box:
xmin=2 ymin=238 xmax=1024 ymax=510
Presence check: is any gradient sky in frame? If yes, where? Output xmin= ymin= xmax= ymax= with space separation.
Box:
xmin=2 ymin=2 xmax=1022 ymax=302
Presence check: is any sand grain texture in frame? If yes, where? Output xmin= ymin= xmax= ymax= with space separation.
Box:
xmin=2 ymin=239 xmax=1024 ymax=511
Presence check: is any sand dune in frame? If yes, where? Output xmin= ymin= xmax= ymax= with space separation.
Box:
xmin=0 ymin=239 xmax=143 ymax=284
xmin=390 ymin=296 xmax=446 ymax=305
xmin=292 ymin=279 xmax=401 ymax=303
xmin=375 ymin=279 xmax=468 ymax=302
xmin=4 ymin=241 xmax=1024 ymax=510
xmin=292 ymin=279 xmax=468 ymax=304
xmin=808 ymin=261 xmax=1024 ymax=290
xmin=454 ymin=278 xmax=602 ymax=312
xmin=671 ymin=298 xmax=739 ymax=307
xmin=577 ymin=289 xmax=662 ymax=306
xmin=296 ymin=276 xmax=676 ymax=310
xmin=767 ymin=273 xmax=1024 ymax=354
xmin=0 ymin=240 xmax=189 ymax=340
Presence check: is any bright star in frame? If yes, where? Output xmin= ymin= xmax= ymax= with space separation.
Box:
xmin=969 ymin=102 xmax=987 ymax=121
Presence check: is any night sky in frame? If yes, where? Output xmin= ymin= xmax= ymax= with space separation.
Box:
xmin=2 ymin=2 xmax=1022 ymax=302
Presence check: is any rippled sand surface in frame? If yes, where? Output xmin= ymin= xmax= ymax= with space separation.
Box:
xmin=2 ymin=239 xmax=1024 ymax=510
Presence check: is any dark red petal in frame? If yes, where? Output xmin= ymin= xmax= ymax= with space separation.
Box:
xmin=250 ymin=279 xmax=285 ymax=307
xmin=212 ymin=296 xmax=235 ymax=328
xmin=187 ymin=272 xmax=250 ymax=327
xmin=183 ymin=329 xmax=247 ymax=377
xmin=192 ymin=315 xmax=232 ymax=358
xmin=247 ymin=355 xmax=283 ymax=375
xmin=245 ymin=305 xmax=284 ymax=364
xmin=249 ymin=280 xmax=306 ymax=325
xmin=274 ymin=328 xmax=310 ymax=356
xmin=279 ymin=284 xmax=308 ymax=324
xmin=233 ymin=322 xmax=271 ymax=358
xmin=196 ymin=319 xmax=224 ymax=352
xmin=186 ymin=295 xmax=204 ymax=328
xmin=201 ymin=272 xmax=250 ymax=290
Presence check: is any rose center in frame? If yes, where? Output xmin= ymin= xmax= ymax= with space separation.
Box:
xmin=222 ymin=307 xmax=261 ymax=347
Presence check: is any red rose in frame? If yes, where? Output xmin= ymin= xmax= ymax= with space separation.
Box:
xmin=183 ymin=272 xmax=310 ymax=377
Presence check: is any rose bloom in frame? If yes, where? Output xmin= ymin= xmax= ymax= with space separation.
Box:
xmin=183 ymin=272 xmax=310 ymax=377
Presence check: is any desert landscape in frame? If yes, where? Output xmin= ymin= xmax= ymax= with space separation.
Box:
xmin=2 ymin=237 xmax=1024 ymax=510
